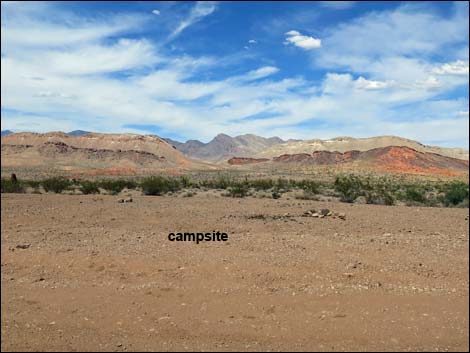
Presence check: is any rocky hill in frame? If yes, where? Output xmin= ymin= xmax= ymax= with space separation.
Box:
xmin=165 ymin=133 xmax=285 ymax=161
xmin=1 ymin=132 xmax=208 ymax=177
xmin=256 ymin=136 xmax=469 ymax=161
xmin=233 ymin=146 xmax=469 ymax=176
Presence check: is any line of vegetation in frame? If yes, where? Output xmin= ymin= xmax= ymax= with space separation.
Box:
xmin=1 ymin=174 xmax=468 ymax=208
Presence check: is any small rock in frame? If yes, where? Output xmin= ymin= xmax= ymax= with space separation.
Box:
xmin=311 ymin=213 xmax=320 ymax=218
xmin=16 ymin=244 xmax=31 ymax=249
xmin=124 ymin=197 xmax=133 ymax=203
xmin=338 ymin=213 xmax=346 ymax=220
xmin=320 ymin=208 xmax=330 ymax=216
xmin=117 ymin=199 xmax=124 ymax=203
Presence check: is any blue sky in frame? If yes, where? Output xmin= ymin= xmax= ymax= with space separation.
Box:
xmin=1 ymin=1 xmax=469 ymax=147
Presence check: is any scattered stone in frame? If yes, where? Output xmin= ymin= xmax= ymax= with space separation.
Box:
xmin=16 ymin=244 xmax=31 ymax=249
xmin=118 ymin=197 xmax=133 ymax=203
xmin=337 ymin=213 xmax=346 ymax=220
xmin=320 ymin=208 xmax=330 ymax=216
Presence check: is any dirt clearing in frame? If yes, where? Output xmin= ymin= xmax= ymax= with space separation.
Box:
xmin=1 ymin=193 xmax=468 ymax=351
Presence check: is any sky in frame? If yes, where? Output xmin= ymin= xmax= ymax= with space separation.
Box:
xmin=1 ymin=1 xmax=469 ymax=148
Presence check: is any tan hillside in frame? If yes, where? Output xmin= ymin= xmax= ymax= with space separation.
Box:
xmin=256 ymin=136 xmax=469 ymax=161
xmin=1 ymin=132 xmax=212 ymax=177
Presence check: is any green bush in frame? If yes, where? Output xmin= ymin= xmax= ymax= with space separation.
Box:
xmin=364 ymin=178 xmax=395 ymax=205
xmin=179 ymin=175 xmax=193 ymax=188
xmin=275 ymin=178 xmax=290 ymax=191
xmin=227 ymin=182 xmax=249 ymax=198
xmin=334 ymin=175 xmax=366 ymax=202
xmin=249 ymin=179 xmax=274 ymax=190
xmin=443 ymin=182 xmax=469 ymax=206
xmin=79 ymin=181 xmax=100 ymax=195
xmin=41 ymin=177 xmax=72 ymax=193
xmin=141 ymin=176 xmax=181 ymax=195
xmin=0 ymin=178 xmax=24 ymax=193
xmin=201 ymin=174 xmax=235 ymax=189
xmin=401 ymin=184 xmax=426 ymax=204
xmin=295 ymin=180 xmax=319 ymax=194
xmin=98 ymin=179 xmax=137 ymax=194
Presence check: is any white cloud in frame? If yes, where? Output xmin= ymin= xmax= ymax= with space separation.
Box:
xmin=169 ymin=1 xmax=217 ymax=40
xmin=1 ymin=1 xmax=469 ymax=148
xmin=355 ymin=76 xmax=394 ymax=90
xmin=152 ymin=9 xmax=160 ymax=15
xmin=242 ymin=66 xmax=280 ymax=81
xmin=285 ymin=30 xmax=300 ymax=36
xmin=36 ymin=39 xmax=159 ymax=75
xmin=433 ymin=60 xmax=469 ymax=75
xmin=315 ymin=3 xmax=469 ymax=83
xmin=248 ymin=39 xmax=257 ymax=44
xmin=285 ymin=30 xmax=321 ymax=50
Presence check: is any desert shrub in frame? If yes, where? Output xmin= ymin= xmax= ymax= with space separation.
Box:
xmin=179 ymin=175 xmax=193 ymax=188
xmin=364 ymin=189 xmax=395 ymax=205
xmin=141 ymin=176 xmax=181 ymax=195
xmin=227 ymin=182 xmax=249 ymax=198
xmin=334 ymin=175 xmax=366 ymax=203
xmin=275 ymin=178 xmax=290 ymax=192
xmin=98 ymin=179 xmax=137 ymax=194
xmin=201 ymin=174 xmax=234 ymax=189
xmin=41 ymin=177 xmax=72 ymax=193
xmin=183 ymin=191 xmax=196 ymax=197
xmin=295 ymin=180 xmax=320 ymax=194
xmin=443 ymin=181 xmax=469 ymax=206
xmin=0 ymin=178 xmax=24 ymax=193
xmin=79 ymin=181 xmax=100 ymax=195
xmin=272 ymin=188 xmax=281 ymax=199
xmin=400 ymin=184 xmax=427 ymax=204
xmin=364 ymin=178 xmax=395 ymax=205
xmin=249 ymin=179 xmax=274 ymax=190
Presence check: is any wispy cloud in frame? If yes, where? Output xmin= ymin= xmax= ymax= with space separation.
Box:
xmin=432 ymin=60 xmax=469 ymax=75
xmin=168 ymin=1 xmax=217 ymax=40
xmin=1 ymin=1 xmax=468 ymax=147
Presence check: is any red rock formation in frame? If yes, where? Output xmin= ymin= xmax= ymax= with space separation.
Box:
xmin=228 ymin=157 xmax=270 ymax=165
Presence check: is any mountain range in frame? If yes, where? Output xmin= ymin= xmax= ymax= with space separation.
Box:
xmin=1 ymin=131 xmax=468 ymax=177
xmin=164 ymin=133 xmax=288 ymax=161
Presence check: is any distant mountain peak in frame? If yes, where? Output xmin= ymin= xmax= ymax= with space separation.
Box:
xmin=68 ymin=130 xmax=91 ymax=136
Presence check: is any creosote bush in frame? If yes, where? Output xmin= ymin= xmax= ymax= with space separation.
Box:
xmin=42 ymin=177 xmax=72 ymax=193
xmin=2 ymin=173 xmax=468 ymax=209
xmin=79 ymin=181 xmax=100 ymax=195
xmin=1 ymin=178 xmax=24 ymax=193
xmin=227 ymin=182 xmax=249 ymax=198
xmin=98 ymin=179 xmax=137 ymax=194
xmin=443 ymin=181 xmax=469 ymax=206
xmin=141 ymin=176 xmax=181 ymax=196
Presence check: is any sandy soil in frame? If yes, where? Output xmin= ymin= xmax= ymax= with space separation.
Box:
xmin=1 ymin=193 xmax=469 ymax=351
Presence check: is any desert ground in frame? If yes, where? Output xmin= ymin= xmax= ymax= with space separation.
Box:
xmin=1 ymin=192 xmax=469 ymax=351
